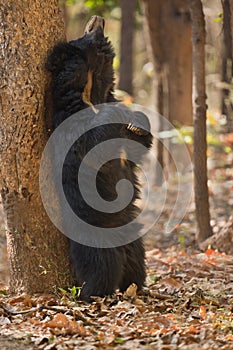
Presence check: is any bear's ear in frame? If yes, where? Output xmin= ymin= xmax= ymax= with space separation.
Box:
xmin=46 ymin=42 xmax=78 ymax=73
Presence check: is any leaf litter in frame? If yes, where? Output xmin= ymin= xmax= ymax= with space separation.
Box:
xmin=0 ymin=244 xmax=232 ymax=349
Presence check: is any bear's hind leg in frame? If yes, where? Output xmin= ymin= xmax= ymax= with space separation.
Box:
xmin=70 ymin=241 xmax=124 ymax=301
xmin=119 ymin=238 xmax=146 ymax=293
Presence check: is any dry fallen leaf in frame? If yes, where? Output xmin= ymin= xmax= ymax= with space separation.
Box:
xmin=161 ymin=277 xmax=183 ymax=290
xmin=0 ymin=316 xmax=10 ymax=325
xmin=45 ymin=313 xmax=69 ymax=329
xmin=199 ymin=305 xmax=207 ymax=320
xmin=123 ymin=283 xmax=137 ymax=298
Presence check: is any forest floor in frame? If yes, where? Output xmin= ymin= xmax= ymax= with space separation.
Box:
xmin=0 ymin=241 xmax=232 ymax=350
xmin=0 ymin=138 xmax=232 ymax=349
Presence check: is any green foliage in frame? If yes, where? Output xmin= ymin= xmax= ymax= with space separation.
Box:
xmin=178 ymin=233 xmax=185 ymax=246
xmin=49 ymin=335 xmax=55 ymax=344
xmin=66 ymin=0 xmax=76 ymax=5
xmin=207 ymin=133 xmax=221 ymax=147
xmin=224 ymin=146 xmax=232 ymax=154
xmin=160 ymin=124 xmax=194 ymax=146
xmin=115 ymin=337 xmax=124 ymax=344
xmin=84 ymin=0 xmax=120 ymax=16
xmin=213 ymin=12 xmax=223 ymax=23
xmin=176 ymin=126 xmax=194 ymax=145
xmin=0 ymin=290 xmax=7 ymax=295
xmin=59 ymin=0 xmax=76 ymax=6
xmin=151 ymin=275 xmax=158 ymax=282
xmin=58 ymin=285 xmax=83 ymax=300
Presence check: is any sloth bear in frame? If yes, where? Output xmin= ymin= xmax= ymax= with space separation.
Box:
xmin=46 ymin=15 xmax=152 ymax=301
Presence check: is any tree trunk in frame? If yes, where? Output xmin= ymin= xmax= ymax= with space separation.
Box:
xmin=142 ymin=0 xmax=192 ymax=184
xmin=200 ymin=0 xmax=233 ymax=254
xmin=230 ymin=0 xmax=233 ymax=49
xmin=142 ymin=0 xmax=192 ymax=125
xmin=200 ymin=215 xmax=233 ymax=255
xmin=0 ymin=1 xmax=72 ymax=293
xmin=189 ymin=0 xmax=212 ymax=243
xmin=221 ymin=0 xmax=233 ymax=132
xmin=118 ymin=0 xmax=137 ymax=96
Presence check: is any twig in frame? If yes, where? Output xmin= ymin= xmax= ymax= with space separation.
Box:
xmin=0 ymin=303 xmax=98 ymax=327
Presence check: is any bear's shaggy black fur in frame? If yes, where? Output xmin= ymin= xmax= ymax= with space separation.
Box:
xmin=46 ymin=17 xmax=152 ymax=301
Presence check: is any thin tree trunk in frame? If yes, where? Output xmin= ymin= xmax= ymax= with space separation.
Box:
xmin=189 ymin=0 xmax=213 ymax=243
xmin=142 ymin=0 xmax=164 ymax=184
xmin=200 ymin=0 xmax=233 ymax=253
xmin=0 ymin=1 xmax=73 ymax=293
xmin=142 ymin=0 xmax=192 ymax=184
xmin=118 ymin=0 xmax=137 ymax=95
xmin=142 ymin=0 xmax=192 ymax=125
xmin=230 ymin=0 xmax=233 ymax=48
xmin=221 ymin=0 xmax=233 ymax=132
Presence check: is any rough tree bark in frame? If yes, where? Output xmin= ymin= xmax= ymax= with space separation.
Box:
xmin=118 ymin=0 xmax=137 ymax=96
xmin=200 ymin=1 xmax=233 ymax=254
xmin=189 ymin=0 xmax=213 ymax=243
xmin=221 ymin=0 xmax=233 ymax=132
xmin=0 ymin=1 xmax=72 ymax=293
xmin=230 ymin=0 xmax=233 ymax=40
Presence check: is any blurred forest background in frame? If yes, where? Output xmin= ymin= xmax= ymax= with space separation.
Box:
xmin=63 ymin=0 xmax=224 ymax=114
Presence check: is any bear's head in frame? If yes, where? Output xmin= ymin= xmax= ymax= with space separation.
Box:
xmin=46 ymin=15 xmax=115 ymax=108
